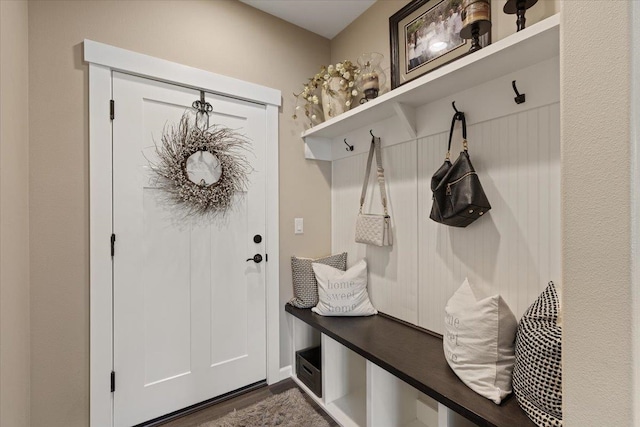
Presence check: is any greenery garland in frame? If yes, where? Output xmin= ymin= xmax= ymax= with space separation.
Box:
xmin=151 ymin=113 xmax=252 ymax=217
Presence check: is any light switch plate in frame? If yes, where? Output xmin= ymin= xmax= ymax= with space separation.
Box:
xmin=294 ymin=218 xmax=303 ymax=234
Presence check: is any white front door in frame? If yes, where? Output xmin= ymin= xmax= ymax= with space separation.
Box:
xmin=112 ymin=72 xmax=267 ymax=427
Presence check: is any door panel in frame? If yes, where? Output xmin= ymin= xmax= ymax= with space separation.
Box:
xmin=142 ymin=188 xmax=192 ymax=387
xmin=112 ymin=72 xmax=266 ymax=427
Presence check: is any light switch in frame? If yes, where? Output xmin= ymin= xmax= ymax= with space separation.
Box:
xmin=294 ymin=218 xmax=304 ymax=234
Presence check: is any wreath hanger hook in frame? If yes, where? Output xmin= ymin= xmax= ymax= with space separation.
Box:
xmin=192 ymin=90 xmax=213 ymax=129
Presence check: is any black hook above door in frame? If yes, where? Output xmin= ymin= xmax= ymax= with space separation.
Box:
xmin=344 ymin=138 xmax=354 ymax=151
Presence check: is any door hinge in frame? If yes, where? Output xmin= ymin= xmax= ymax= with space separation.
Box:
xmin=110 ymin=100 xmax=115 ymax=120
xmin=110 ymin=371 xmax=115 ymax=392
xmin=110 ymin=233 xmax=116 ymax=257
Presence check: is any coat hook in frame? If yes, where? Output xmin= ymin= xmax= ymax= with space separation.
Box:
xmin=451 ymin=101 xmax=464 ymax=120
xmin=344 ymin=138 xmax=354 ymax=151
xmin=512 ymin=80 xmax=526 ymax=104
xmin=370 ymin=129 xmax=375 ymax=138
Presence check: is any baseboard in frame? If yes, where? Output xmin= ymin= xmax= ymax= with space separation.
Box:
xmin=279 ymin=365 xmax=292 ymax=382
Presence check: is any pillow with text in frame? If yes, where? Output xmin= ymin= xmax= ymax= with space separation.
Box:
xmin=311 ymin=259 xmax=377 ymax=317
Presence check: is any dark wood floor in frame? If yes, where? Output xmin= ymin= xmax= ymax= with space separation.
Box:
xmin=155 ymin=379 xmax=338 ymax=427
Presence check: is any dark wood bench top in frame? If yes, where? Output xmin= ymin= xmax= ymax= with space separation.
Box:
xmin=285 ymin=305 xmax=535 ymax=427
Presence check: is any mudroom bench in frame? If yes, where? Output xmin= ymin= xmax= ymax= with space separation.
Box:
xmin=286 ymin=305 xmax=534 ymax=427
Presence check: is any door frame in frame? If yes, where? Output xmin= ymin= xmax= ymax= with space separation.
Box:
xmin=85 ymin=39 xmax=281 ymax=427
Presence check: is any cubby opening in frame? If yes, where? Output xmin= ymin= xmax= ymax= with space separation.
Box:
xmin=368 ymin=362 xmax=439 ymax=427
xmin=322 ymin=334 xmax=367 ymax=427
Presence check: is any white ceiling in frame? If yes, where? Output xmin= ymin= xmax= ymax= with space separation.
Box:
xmin=239 ymin=0 xmax=377 ymax=39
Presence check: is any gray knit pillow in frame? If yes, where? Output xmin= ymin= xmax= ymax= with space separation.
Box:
xmin=288 ymin=253 xmax=347 ymax=308
xmin=513 ymin=281 xmax=563 ymax=427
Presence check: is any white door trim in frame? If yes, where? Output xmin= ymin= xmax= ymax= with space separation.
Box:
xmin=85 ymin=40 xmax=281 ymax=427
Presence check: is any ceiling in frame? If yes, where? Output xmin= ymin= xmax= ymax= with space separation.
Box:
xmin=239 ymin=0 xmax=377 ymax=39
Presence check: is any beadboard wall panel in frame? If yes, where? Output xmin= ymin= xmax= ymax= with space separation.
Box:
xmin=332 ymin=141 xmax=419 ymax=324
xmin=332 ymin=103 xmax=560 ymax=334
xmin=417 ymin=103 xmax=560 ymax=334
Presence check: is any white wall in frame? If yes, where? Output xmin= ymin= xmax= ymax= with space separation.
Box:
xmin=0 ymin=1 xmax=31 ymax=426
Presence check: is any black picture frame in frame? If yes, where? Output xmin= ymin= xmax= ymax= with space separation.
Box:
xmin=390 ymin=0 xmax=490 ymax=89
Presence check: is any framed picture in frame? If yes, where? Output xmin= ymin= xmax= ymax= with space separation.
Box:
xmin=390 ymin=0 xmax=490 ymax=89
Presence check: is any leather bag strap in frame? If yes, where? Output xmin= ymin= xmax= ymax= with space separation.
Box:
xmin=446 ymin=111 xmax=468 ymax=160
xmin=360 ymin=136 xmax=388 ymax=215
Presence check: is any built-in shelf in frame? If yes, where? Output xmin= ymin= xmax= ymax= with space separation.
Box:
xmin=301 ymin=13 xmax=559 ymax=160
xmin=328 ymin=389 xmax=368 ymax=427
xmin=286 ymin=305 xmax=536 ymax=427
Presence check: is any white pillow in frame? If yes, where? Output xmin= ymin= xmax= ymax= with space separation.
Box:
xmin=443 ymin=278 xmax=517 ymax=404
xmin=311 ymin=259 xmax=378 ymax=316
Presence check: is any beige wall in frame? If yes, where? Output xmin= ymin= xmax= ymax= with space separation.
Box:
xmin=0 ymin=1 xmax=31 ymax=427
xmin=331 ymin=0 xmax=410 ymax=94
xmin=331 ymin=0 xmax=558 ymax=94
xmin=28 ymin=1 xmax=330 ymax=425
xmin=634 ymin=4 xmax=640 ymax=425
xmin=561 ymin=1 xmax=633 ymax=425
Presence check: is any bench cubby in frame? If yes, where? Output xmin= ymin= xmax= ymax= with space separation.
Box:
xmin=287 ymin=305 xmax=534 ymax=427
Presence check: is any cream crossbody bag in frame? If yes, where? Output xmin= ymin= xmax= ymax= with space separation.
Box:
xmin=355 ymin=136 xmax=392 ymax=246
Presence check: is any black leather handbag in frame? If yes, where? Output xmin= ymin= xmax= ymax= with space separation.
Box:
xmin=430 ymin=111 xmax=491 ymax=227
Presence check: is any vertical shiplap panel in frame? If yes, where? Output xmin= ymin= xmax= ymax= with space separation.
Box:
xmin=332 ymin=153 xmax=368 ymax=269
xmin=538 ymin=105 xmax=551 ymax=295
xmin=494 ymin=117 xmax=509 ymax=303
xmin=417 ymin=132 xmax=451 ymax=331
xmin=414 ymin=104 xmax=560 ymax=334
xmin=332 ymin=141 xmax=419 ymax=324
xmin=548 ymin=103 xmax=562 ymax=283
xmin=333 ymin=103 xmax=560 ymax=335
xmin=515 ymin=110 xmax=529 ymax=314
xmin=526 ymin=108 xmax=540 ymax=306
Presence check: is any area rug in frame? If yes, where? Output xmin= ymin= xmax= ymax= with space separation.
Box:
xmin=199 ymin=388 xmax=330 ymax=427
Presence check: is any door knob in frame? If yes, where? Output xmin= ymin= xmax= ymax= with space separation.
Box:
xmin=246 ymin=254 xmax=263 ymax=263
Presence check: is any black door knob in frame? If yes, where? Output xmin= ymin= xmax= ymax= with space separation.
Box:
xmin=253 ymin=234 xmax=262 ymax=244
xmin=246 ymin=254 xmax=263 ymax=263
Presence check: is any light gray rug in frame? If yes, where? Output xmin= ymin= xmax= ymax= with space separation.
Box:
xmin=200 ymin=388 xmax=330 ymax=427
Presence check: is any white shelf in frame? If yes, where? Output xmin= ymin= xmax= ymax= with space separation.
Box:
xmin=301 ymin=14 xmax=559 ymax=146
xmin=326 ymin=388 xmax=367 ymax=427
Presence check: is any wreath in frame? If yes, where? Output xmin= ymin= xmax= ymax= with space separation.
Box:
xmin=151 ymin=112 xmax=252 ymax=217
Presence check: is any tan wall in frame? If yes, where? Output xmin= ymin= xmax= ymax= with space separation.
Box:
xmin=331 ymin=0 xmax=558 ymax=94
xmin=560 ymin=1 xmax=633 ymax=425
xmin=0 ymin=1 xmax=31 ymax=427
xmin=27 ymin=1 xmax=330 ymax=426
xmin=331 ymin=0 xmax=410 ymax=94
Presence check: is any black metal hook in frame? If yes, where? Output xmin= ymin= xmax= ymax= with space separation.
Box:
xmin=344 ymin=138 xmax=354 ymax=151
xmin=512 ymin=80 xmax=526 ymax=104
xmin=370 ymin=129 xmax=376 ymax=138
xmin=451 ymin=101 xmax=464 ymax=121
